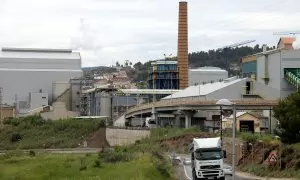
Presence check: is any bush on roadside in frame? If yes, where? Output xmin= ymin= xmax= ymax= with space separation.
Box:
xmin=29 ymin=150 xmax=36 ymax=157
xmin=151 ymin=150 xmax=172 ymax=178
xmin=98 ymin=147 xmax=133 ymax=163
xmin=93 ymin=159 xmax=102 ymax=168
xmin=79 ymin=157 xmax=87 ymax=171
xmin=240 ymin=132 xmax=259 ymax=143
xmin=11 ymin=133 xmax=22 ymax=143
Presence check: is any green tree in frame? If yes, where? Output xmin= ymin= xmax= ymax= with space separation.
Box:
xmin=273 ymin=92 xmax=300 ymax=143
xmin=124 ymin=60 xmax=129 ymax=67
xmin=116 ymin=61 xmax=120 ymax=67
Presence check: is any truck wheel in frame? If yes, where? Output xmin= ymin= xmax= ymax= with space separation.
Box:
xmin=192 ymin=170 xmax=198 ymax=180
xmin=219 ymin=177 xmax=225 ymax=180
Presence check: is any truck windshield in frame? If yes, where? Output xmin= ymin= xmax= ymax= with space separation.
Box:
xmin=195 ymin=149 xmax=223 ymax=160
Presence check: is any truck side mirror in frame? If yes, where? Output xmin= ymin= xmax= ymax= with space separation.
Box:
xmin=223 ymin=150 xmax=227 ymax=158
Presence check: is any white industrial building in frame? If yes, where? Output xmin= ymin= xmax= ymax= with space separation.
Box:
xmin=189 ymin=67 xmax=228 ymax=86
xmin=0 ymin=48 xmax=83 ymax=113
xmin=254 ymin=48 xmax=300 ymax=100
xmin=163 ymin=76 xmax=248 ymax=101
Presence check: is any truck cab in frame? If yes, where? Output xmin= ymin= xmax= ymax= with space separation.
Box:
xmin=190 ymin=137 xmax=226 ymax=180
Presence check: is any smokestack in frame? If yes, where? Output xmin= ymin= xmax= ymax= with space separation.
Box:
xmin=177 ymin=1 xmax=188 ymax=89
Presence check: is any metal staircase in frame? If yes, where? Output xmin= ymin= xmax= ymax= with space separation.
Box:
xmin=284 ymin=68 xmax=300 ymax=90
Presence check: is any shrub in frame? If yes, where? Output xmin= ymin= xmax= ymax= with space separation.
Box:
xmin=79 ymin=157 xmax=87 ymax=171
xmin=11 ymin=133 xmax=22 ymax=143
xmin=98 ymin=147 xmax=132 ymax=163
xmin=97 ymin=120 xmax=106 ymax=128
xmin=151 ymin=150 xmax=172 ymax=178
xmin=29 ymin=150 xmax=36 ymax=157
xmin=93 ymin=159 xmax=102 ymax=168
xmin=240 ymin=132 xmax=259 ymax=143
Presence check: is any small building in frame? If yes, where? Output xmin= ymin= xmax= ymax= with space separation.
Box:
xmin=0 ymin=105 xmax=16 ymax=119
xmin=189 ymin=67 xmax=228 ymax=86
xmin=222 ymin=112 xmax=266 ymax=133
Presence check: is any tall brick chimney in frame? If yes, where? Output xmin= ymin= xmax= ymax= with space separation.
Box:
xmin=177 ymin=1 xmax=188 ymax=89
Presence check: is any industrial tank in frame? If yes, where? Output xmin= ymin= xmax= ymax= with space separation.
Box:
xmin=189 ymin=67 xmax=228 ymax=86
xmin=99 ymin=91 xmax=112 ymax=118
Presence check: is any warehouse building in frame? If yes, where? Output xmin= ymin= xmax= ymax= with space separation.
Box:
xmin=0 ymin=48 xmax=83 ymax=113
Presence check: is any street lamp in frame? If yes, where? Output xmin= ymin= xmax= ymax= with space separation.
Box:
xmin=275 ymin=135 xmax=282 ymax=170
xmin=216 ymin=99 xmax=236 ymax=180
xmin=216 ymin=99 xmax=233 ymax=142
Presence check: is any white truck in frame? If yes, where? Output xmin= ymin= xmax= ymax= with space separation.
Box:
xmin=189 ymin=137 xmax=226 ymax=180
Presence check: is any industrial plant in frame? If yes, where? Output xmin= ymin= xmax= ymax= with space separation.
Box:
xmin=0 ymin=1 xmax=299 ymax=134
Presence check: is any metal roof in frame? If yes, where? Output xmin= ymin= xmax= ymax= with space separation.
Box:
xmin=2 ymin=47 xmax=72 ymax=53
xmin=189 ymin=66 xmax=227 ymax=72
xmin=151 ymin=60 xmax=177 ymax=65
xmin=82 ymin=88 xmax=182 ymax=95
xmin=163 ymin=77 xmax=246 ymax=99
xmin=0 ymin=47 xmax=80 ymax=60
xmin=119 ymin=89 xmax=182 ymax=95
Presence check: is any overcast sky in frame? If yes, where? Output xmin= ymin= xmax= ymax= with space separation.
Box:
xmin=1 ymin=0 xmax=300 ymax=67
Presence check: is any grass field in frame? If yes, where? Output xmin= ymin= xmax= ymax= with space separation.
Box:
xmin=0 ymin=115 xmax=106 ymax=150
xmin=0 ymin=152 xmax=174 ymax=180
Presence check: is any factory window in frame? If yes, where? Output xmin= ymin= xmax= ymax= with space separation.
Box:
xmin=42 ymin=97 xmax=47 ymax=99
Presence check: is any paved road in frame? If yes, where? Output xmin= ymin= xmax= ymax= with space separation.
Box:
xmin=176 ymin=154 xmax=258 ymax=180
xmin=183 ymin=163 xmax=253 ymax=180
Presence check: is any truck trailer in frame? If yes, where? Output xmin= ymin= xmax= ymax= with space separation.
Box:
xmin=189 ymin=137 xmax=226 ymax=180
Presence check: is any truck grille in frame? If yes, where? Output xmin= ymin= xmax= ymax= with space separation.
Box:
xmin=201 ymin=165 xmax=220 ymax=169
xmin=202 ymin=171 xmax=219 ymax=174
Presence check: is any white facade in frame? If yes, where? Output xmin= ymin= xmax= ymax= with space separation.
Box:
xmin=189 ymin=67 xmax=228 ymax=86
xmin=0 ymin=48 xmax=82 ymax=112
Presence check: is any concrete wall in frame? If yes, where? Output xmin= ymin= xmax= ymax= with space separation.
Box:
xmin=106 ymin=128 xmax=150 ymax=146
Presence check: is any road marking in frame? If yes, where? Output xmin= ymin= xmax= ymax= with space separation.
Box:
xmin=183 ymin=165 xmax=192 ymax=180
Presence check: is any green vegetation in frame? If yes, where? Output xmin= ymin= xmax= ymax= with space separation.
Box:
xmin=240 ymin=164 xmax=300 ymax=179
xmin=0 ymin=115 xmax=106 ymax=150
xmin=239 ymin=132 xmax=279 ymax=144
xmin=0 ymin=125 xmax=178 ymax=180
xmin=0 ymin=152 xmax=174 ymax=180
xmin=273 ymin=91 xmax=300 ymax=143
